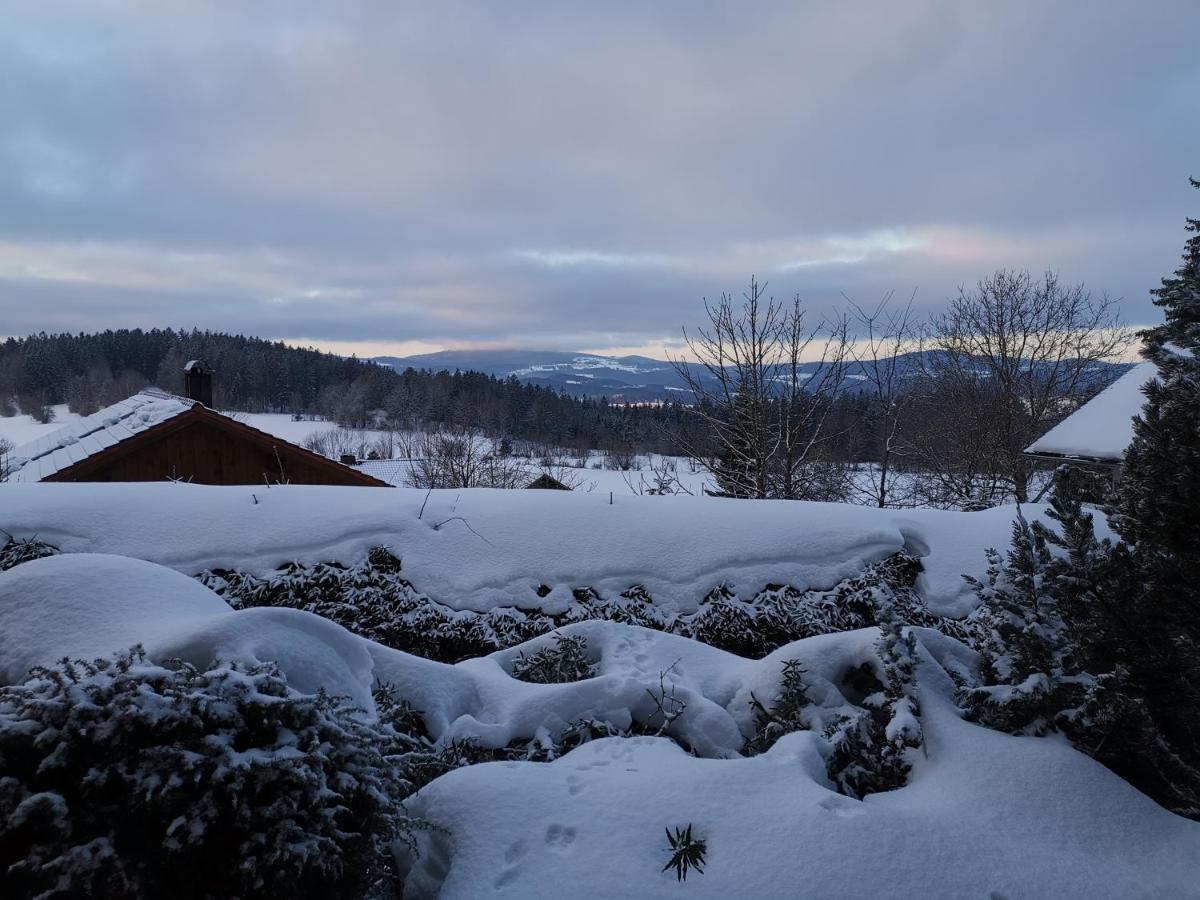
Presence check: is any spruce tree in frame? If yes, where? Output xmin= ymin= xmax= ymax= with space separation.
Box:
xmin=967 ymin=182 xmax=1200 ymax=817
xmin=1106 ymin=177 xmax=1200 ymax=809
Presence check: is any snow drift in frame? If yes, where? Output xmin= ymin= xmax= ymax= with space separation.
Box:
xmin=0 ymin=482 xmax=1049 ymax=617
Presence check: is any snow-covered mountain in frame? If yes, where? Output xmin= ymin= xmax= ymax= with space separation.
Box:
xmin=373 ymin=350 xmax=698 ymax=401
xmin=374 ymin=349 xmax=1133 ymax=402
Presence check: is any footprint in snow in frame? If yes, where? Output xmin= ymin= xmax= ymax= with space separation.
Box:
xmin=545 ymin=824 xmax=578 ymax=853
xmin=817 ymin=794 xmax=865 ymax=817
xmin=503 ymin=839 xmax=528 ymax=864
xmin=493 ymin=840 xmax=529 ymax=890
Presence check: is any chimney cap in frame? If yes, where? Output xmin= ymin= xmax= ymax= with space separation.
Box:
xmin=183 ymin=359 xmax=211 ymax=373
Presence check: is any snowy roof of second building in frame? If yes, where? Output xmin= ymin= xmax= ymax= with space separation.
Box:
xmin=349 ymin=458 xmax=422 ymax=487
xmin=4 ymin=390 xmax=196 ymax=483
xmin=1025 ymin=361 xmax=1155 ymax=461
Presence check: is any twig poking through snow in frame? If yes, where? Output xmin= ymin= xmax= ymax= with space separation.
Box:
xmin=646 ymin=659 xmax=687 ymax=736
xmin=431 ymin=516 xmax=495 ymax=547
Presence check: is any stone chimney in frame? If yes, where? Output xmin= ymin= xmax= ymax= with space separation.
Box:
xmin=183 ymin=360 xmax=214 ymax=408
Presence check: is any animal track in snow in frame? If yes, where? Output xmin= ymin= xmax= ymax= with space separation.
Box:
xmin=545 ymin=824 xmax=577 ymax=852
xmin=503 ymin=839 xmax=528 ymax=864
xmin=493 ymin=840 xmax=529 ymax=890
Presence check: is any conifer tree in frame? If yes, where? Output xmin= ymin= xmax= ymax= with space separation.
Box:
xmin=1105 ymin=177 xmax=1200 ymax=810
xmin=965 ymin=182 xmax=1200 ymax=818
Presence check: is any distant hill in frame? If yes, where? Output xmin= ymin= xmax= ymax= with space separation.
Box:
xmin=373 ymin=349 xmax=1133 ymax=401
xmin=373 ymin=350 xmax=698 ymax=402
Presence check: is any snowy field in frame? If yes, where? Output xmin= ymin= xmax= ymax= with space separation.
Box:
xmin=0 ymin=405 xmax=79 ymax=446
xmin=0 ymin=484 xmax=1197 ymax=897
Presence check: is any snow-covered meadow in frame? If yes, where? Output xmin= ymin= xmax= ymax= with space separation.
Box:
xmin=1 ymin=482 xmax=1197 ymax=896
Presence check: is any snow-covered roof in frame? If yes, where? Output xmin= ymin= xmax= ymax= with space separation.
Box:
xmin=3 ymin=390 xmax=196 ymax=483
xmin=1025 ymin=361 xmax=1155 ymax=462
xmin=349 ymin=458 xmax=422 ymax=487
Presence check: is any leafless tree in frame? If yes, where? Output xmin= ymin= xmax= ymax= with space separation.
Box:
xmin=622 ymin=455 xmax=695 ymax=496
xmin=920 ymin=269 xmax=1131 ymax=503
xmin=845 ymin=291 xmax=919 ymax=507
xmin=301 ymin=427 xmax=374 ymax=461
xmin=903 ymin=374 xmax=1012 ymax=509
xmin=671 ymin=277 xmax=849 ymax=499
xmin=773 ymin=299 xmax=851 ymax=500
xmin=409 ymin=427 xmax=532 ymax=489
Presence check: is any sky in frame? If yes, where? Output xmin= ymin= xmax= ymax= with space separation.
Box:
xmin=1 ymin=1 xmax=1197 ymax=360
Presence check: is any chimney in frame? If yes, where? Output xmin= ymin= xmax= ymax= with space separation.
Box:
xmin=340 ymin=454 xmax=358 ymax=466
xmin=183 ymin=360 xmax=214 ymax=408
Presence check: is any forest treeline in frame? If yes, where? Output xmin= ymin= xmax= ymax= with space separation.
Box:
xmin=0 ymin=329 xmax=704 ymax=455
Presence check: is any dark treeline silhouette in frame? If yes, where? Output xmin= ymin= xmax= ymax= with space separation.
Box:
xmin=0 ymin=329 xmax=709 ymax=455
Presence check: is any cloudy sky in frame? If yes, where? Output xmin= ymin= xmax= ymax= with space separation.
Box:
xmin=1 ymin=2 xmax=1196 ymax=359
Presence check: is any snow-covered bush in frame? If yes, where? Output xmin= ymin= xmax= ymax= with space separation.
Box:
xmin=202 ymin=548 xmax=965 ymax=663
xmin=958 ymin=507 xmax=1086 ymax=735
xmin=744 ymin=622 xmax=924 ymax=799
xmin=0 ymin=648 xmax=410 ymax=899
xmin=510 ymin=634 xmax=594 ymax=683
xmin=0 ymin=534 xmax=58 ymax=572
xmin=745 ymin=658 xmax=813 ymax=755
xmin=684 ymin=584 xmax=762 ymax=657
xmin=959 ymin=469 xmax=1200 ymax=818
xmin=830 ymin=599 xmax=924 ymax=797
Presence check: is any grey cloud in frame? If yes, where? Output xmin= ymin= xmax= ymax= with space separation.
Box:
xmin=0 ymin=1 xmax=1196 ymax=353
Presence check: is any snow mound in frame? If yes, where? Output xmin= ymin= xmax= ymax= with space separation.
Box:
xmin=368 ymin=621 xmax=886 ymax=757
xmin=399 ymin=630 xmax=1200 ymax=899
xmin=0 ymin=482 xmax=1048 ymax=617
xmin=0 ymin=553 xmax=228 ymax=683
xmin=153 ymin=606 xmax=376 ymax=711
xmin=0 ymin=553 xmax=375 ymax=710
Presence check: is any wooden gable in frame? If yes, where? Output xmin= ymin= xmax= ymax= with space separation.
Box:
xmin=41 ymin=405 xmax=391 ymax=487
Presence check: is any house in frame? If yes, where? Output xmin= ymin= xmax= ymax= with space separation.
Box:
xmin=2 ymin=363 xmax=390 ymax=487
xmin=526 ymin=473 xmax=572 ymax=490
xmin=1024 ymin=360 xmax=1155 ymax=480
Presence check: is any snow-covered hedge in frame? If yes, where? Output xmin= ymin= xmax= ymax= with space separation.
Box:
xmin=0 ymin=648 xmax=411 ymax=899
xmin=200 ymin=547 xmax=974 ymax=662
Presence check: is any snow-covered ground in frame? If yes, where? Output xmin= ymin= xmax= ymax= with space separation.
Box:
xmin=0 ymin=405 xmax=80 ymax=446
xmin=0 ymin=526 xmax=1196 ymax=898
xmin=402 ymin=625 xmax=1199 ymax=899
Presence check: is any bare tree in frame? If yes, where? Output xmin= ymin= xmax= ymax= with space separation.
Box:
xmin=773 ymin=299 xmax=851 ymax=501
xmin=904 ymin=373 xmax=1012 ymax=509
xmin=408 ymin=427 xmax=532 ymax=489
xmin=622 ymin=455 xmax=695 ymax=496
xmin=301 ymin=427 xmax=374 ymax=461
xmin=845 ymin=291 xmax=919 ymax=507
xmin=921 ymin=269 xmax=1131 ymax=503
xmin=671 ymin=277 xmax=849 ymax=500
